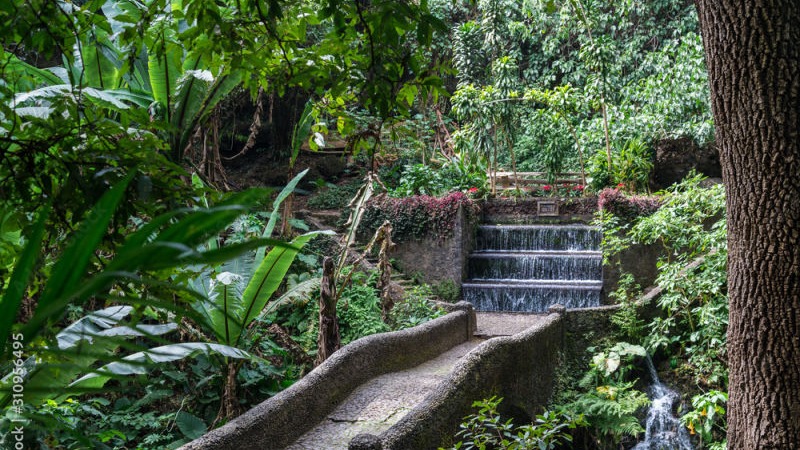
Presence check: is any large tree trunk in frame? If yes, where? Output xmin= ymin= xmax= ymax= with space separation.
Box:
xmin=695 ymin=2 xmax=800 ymax=448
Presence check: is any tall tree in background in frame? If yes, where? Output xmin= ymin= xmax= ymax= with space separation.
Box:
xmin=695 ymin=2 xmax=800 ymax=448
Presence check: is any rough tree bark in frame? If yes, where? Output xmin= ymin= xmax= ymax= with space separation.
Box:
xmin=695 ymin=2 xmax=800 ymax=448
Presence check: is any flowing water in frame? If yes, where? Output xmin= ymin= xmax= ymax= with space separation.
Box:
xmin=632 ymin=357 xmax=694 ymax=450
xmin=463 ymin=224 xmax=603 ymax=312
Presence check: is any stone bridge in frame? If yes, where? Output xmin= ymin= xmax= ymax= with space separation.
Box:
xmin=182 ymin=302 xmax=618 ymax=450
xmin=182 ymin=205 xmax=666 ymax=449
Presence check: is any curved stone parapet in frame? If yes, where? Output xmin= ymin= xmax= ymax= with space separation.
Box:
xmin=372 ymin=312 xmax=564 ymax=450
xmin=180 ymin=302 xmax=476 ymax=450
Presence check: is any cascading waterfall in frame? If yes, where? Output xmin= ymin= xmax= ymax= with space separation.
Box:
xmin=462 ymin=224 xmax=603 ymax=312
xmin=633 ymin=357 xmax=694 ymax=450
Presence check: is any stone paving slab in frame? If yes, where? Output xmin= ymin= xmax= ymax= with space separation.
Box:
xmin=286 ymin=339 xmax=482 ymax=450
xmin=474 ymin=311 xmax=550 ymax=337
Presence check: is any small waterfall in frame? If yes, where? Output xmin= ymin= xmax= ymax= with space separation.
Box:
xmin=475 ymin=224 xmax=602 ymax=252
xmin=468 ymin=252 xmax=602 ymax=281
xmin=633 ymin=357 xmax=694 ymax=450
xmin=463 ymin=224 xmax=602 ymax=312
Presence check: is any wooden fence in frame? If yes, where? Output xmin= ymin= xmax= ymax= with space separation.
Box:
xmin=492 ymin=171 xmax=586 ymax=192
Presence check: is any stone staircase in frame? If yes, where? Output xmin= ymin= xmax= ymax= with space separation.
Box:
xmin=462 ymin=224 xmax=603 ymax=312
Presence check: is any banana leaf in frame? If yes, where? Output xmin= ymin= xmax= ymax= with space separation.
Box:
xmin=69 ymin=343 xmax=252 ymax=391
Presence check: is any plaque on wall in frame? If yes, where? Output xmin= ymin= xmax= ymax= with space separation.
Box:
xmin=537 ymin=200 xmax=559 ymax=217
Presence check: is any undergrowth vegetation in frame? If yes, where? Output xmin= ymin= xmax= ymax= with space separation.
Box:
xmin=589 ymin=174 xmax=728 ymax=448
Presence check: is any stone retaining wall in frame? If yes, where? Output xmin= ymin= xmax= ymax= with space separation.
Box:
xmin=389 ymin=205 xmax=476 ymax=287
xmin=480 ymin=197 xmax=598 ymax=224
xmin=360 ymin=313 xmax=563 ymax=450
xmin=180 ymin=303 xmax=476 ymax=450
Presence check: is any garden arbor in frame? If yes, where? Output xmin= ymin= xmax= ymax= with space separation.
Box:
xmin=696 ymin=1 xmax=800 ymax=448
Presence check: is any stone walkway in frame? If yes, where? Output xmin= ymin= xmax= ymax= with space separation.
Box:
xmin=285 ymin=312 xmax=550 ymax=449
xmin=474 ymin=311 xmax=550 ymax=337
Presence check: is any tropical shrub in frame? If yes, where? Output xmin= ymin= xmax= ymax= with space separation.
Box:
xmin=361 ymin=192 xmax=479 ymax=242
xmin=389 ymin=158 xmax=487 ymax=199
xmin=563 ymin=343 xmax=650 ymax=449
xmin=681 ymin=390 xmax=728 ymax=448
xmin=388 ymin=285 xmax=446 ymax=329
xmin=442 ymin=396 xmax=580 ymax=450
xmin=587 ymin=138 xmax=654 ymax=193
xmin=597 ymin=188 xmax=662 ymax=222
xmin=337 ymin=282 xmax=390 ymax=345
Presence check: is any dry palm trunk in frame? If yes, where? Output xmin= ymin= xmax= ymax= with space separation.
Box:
xmin=315 ymin=256 xmax=340 ymax=366
xmin=214 ymin=361 xmax=241 ymax=426
xmin=373 ymin=221 xmax=395 ymax=322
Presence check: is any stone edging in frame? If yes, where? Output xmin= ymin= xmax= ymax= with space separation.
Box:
xmin=180 ymin=302 xmax=476 ymax=450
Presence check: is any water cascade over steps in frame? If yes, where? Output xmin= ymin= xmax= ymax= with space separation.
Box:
xmin=462 ymin=224 xmax=603 ymax=312
xmin=633 ymin=357 xmax=694 ymax=450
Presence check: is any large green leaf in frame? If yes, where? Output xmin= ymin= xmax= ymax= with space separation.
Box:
xmin=176 ymin=411 xmax=207 ymax=440
xmin=174 ymin=69 xmax=243 ymax=155
xmin=0 ymin=207 xmax=48 ymax=356
xmin=194 ymin=272 xmax=246 ymax=344
xmin=147 ymin=28 xmax=183 ymax=122
xmin=254 ymin=277 xmax=320 ymax=322
xmin=69 ymin=343 xmax=252 ymax=390
xmin=290 ymin=101 xmax=315 ymax=165
xmin=20 ymin=174 xmax=134 ymax=343
xmin=75 ymin=30 xmax=120 ymax=89
xmin=0 ymin=51 xmax=63 ymax=90
xmin=256 ymin=168 xmax=310 ymax=262
xmin=12 ymin=84 xmax=72 ymax=106
xmin=56 ymin=305 xmax=177 ymax=350
xmin=1 ymin=304 xmax=176 ymax=407
xmin=171 ymin=57 xmax=208 ymax=133
xmin=102 ymin=0 xmax=145 ymax=36
xmin=236 ymin=230 xmax=333 ymax=346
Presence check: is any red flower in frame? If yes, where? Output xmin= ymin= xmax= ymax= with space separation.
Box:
xmin=617 ymin=183 xmax=625 ymax=188
xmin=574 ymin=185 xmax=585 ymax=191
xmin=543 ymin=185 xmax=552 ymax=191
xmin=468 ymin=187 xmax=478 ymax=193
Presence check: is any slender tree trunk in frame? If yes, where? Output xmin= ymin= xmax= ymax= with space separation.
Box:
xmin=600 ymin=98 xmax=612 ymax=174
xmin=696 ymin=2 xmax=800 ymax=448
xmin=504 ymin=131 xmax=519 ymax=192
xmin=565 ymin=121 xmax=586 ymax=187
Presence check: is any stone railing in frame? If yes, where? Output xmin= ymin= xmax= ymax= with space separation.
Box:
xmin=180 ymin=303 xmax=476 ymax=450
xmin=359 ymin=313 xmax=563 ymax=450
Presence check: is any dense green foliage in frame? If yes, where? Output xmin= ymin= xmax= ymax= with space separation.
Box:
xmin=592 ymin=174 xmax=728 ymax=447
xmin=443 ymin=396 xmax=581 ymax=450
xmin=446 ymin=0 xmax=711 ymax=189
xmin=2 ymin=0 xmax=721 ymax=447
